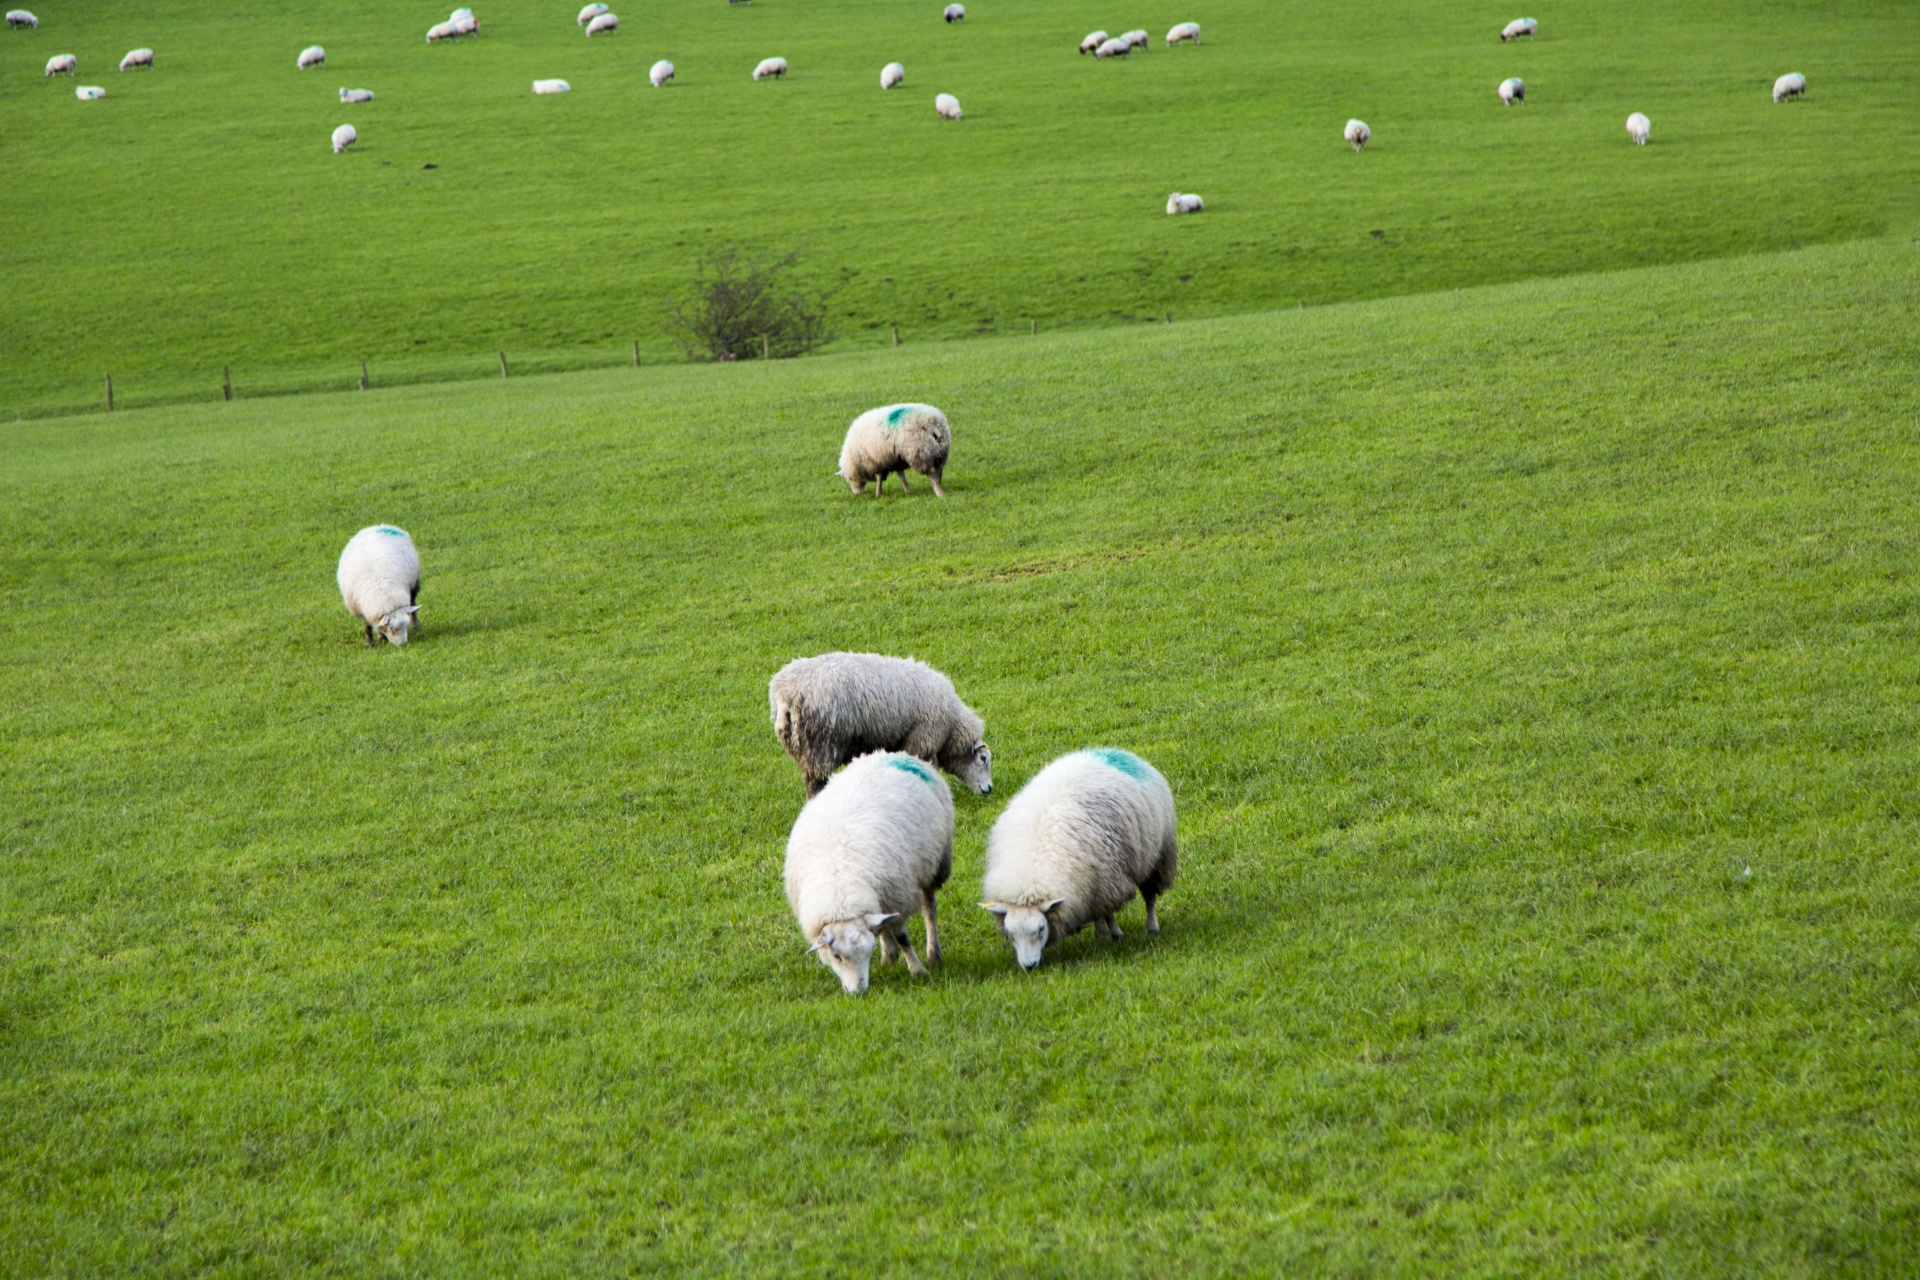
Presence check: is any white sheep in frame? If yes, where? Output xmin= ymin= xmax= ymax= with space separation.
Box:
xmin=753 ymin=56 xmax=787 ymax=79
xmin=119 ymin=48 xmax=153 ymax=71
xmin=6 ymin=9 xmax=38 ymax=27
xmin=769 ymin=652 xmax=992 ymax=798
xmin=1773 ymin=72 xmax=1806 ymax=102
xmin=935 ymin=92 xmax=961 ymax=120
xmin=838 ymin=402 xmax=951 ymax=498
xmin=1095 ymin=37 xmax=1130 ymax=58
xmin=427 ymin=21 xmax=457 ymax=41
xmin=1166 ymin=21 xmax=1199 ymax=46
xmin=75 ymin=84 xmax=105 ymax=99
xmin=337 ymin=525 xmax=419 ymax=644
xmin=578 ymin=3 xmax=607 ymax=24
xmin=451 ymin=13 xmax=478 ymax=36
xmin=1122 ymin=29 xmax=1149 ymax=50
xmin=1499 ymin=17 xmax=1537 ymax=41
xmin=585 ymin=12 xmax=617 ymax=36
xmin=1165 ymin=192 xmax=1204 ymax=214
xmin=650 ymin=59 xmax=675 ymax=87
xmin=1626 ymin=111 xmax=1650 ymax=145
xmin=981 ymin=748 xmax=1178 ymax=969
xmin=1499 ymin=76 xmax=1524 ymax=105
xmin=1079 ymin=30 xmax=1108 ymax=54
xmin=297 ymin=45 xmax=325 ymax=70
xmin=944 ymin=3 xmax=964 ymax=21
xmin=339 ymin=87 xmax=374 ymax=103
xmin=45 ymin=53 xmax=76 ymax=76
xmin=331 ymin=122 xmax=357 ymax=153
xmin=786 ymin=751 xmax=954 ymax=995
xmin=880 ymin=60 xmax=904 ymax=89
xmin=1345 ymin=118 xmax=1370 ymax=150
xmin=531 ymin=77 xmax=570 ymax=94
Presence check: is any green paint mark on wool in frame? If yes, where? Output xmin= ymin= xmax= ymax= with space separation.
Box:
xmin=375 ymin=525 xmax=406 ymax=536
xmin=883 ymin=404 xmax=933 ymax=431
xmin=1086 ymin=748 xmax=1151 ymax=780
xmin=888 ymin=756 xmax=940 ymax=785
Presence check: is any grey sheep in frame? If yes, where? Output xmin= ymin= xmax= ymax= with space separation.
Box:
xmin=769 ymin=652 xmax=992 ymax=797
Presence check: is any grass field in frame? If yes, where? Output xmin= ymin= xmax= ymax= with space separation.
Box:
xmin=3 ymin=0 xmax=1918 ymax=400
xmin=4 ymin=234 xmax=1918 ymax=1274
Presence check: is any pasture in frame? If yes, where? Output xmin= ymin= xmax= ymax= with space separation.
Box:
xmin=4 ymin=235 xmax=1919 ymax=1274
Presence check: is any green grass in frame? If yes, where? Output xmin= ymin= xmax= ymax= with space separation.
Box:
xmin=4 ymin=235 xmax=1918 ymax=1274
xmin=2 ymin=0 xmax=1918 ymax=398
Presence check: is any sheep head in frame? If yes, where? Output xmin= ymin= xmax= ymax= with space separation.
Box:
xmin=809 ymin=914 xmax=894 ymax=993
xmin=982 ymin=899 xmax=1063 ymax=969
xmin=376 ymin=605 xmax=419 ymax=645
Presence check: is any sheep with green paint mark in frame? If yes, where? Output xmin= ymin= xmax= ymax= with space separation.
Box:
xmin=337 ymin=524 xmax=420 ymax=645
xmin=982 ymin=748 xmax=1178 ymax=969
xmin=837 ymin=402 xmax=952 ymax=497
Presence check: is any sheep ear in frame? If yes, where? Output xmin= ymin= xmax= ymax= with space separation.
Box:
xmin=806 ymin=936 xmax=826 ymax=954
xmin=980 ymin=902 xmax=1009 ymax=917
xmin=863 ymin=912 xmax=899 ymax=930
xmin=1041 ymin=899 xmax=1066 ymax=913
xmin=405 ymin=605 xmax=420 ymax=615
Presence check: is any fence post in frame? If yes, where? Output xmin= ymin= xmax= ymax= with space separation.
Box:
xmin=891 ymin=324 xmax=900 ymax=348
xmin=360 ymin=358 xmax=370 ymax=391
xmin=499 ymin=351 xmax=509 ymax=379
xmin=105 ymin=373 xmax=114 ymax=411
xmin=632 ymin=340 xmax=641 ymax=367
xmin=1164 ymin=312 xmax=1172 ymax=323
xmin=761 ymin=334 xmax=770 ymax=361
xmin=222 ymin=365 xmax=232 ymax=401
xmin=1031 ymin=319 xmax=1036 ymax=336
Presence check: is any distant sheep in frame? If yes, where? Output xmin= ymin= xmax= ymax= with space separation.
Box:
xmin=1095 ymin=37 xmax=1130 ymax=58
xmin=1166 ymin=22 xmax=1199 ymax=46
xmin=532 ymin=77 xmax=570 ymax=94
xmin=1345 ymin=118 xmax=1370 ymax=150
xmin=451 ymin=13 xmax=478 ymax=36
xmin=1122 ymin=29 xmax=1149 ymax=50
xmin=337 ymin=525 xmax=419 ymax=645
xmin=45 ymin=53 xmax=76 ymax=76
xmin=331 ymin=122 xmax=357 ymax=153
xmin=935 ymin=92 xmax=961 ymax=120
xmin=339 ymin=87 xmax=374 ymax=103
xmin=1626 ymin=111 xmax=1650 ymax=145
xmin=298 ymin=45 xmax=325 ymax=70
xmin=838 ymin=402 xmax=951 ymax=498
xmin=119 ymin=48 xmax=153 ymax=71
xmin=981 ymin=749 xmax=1178 ymax=970
xmin=769 ymin=652 xmax=992 ymax=798
xmin=1500 ymin=17 xmax=1537 ymax=41
xmin=1165 ymin=192 xmax=1204 ymax=214
xmin=881 ymin=60 xmax=904 ymax=89
xmin=1079 ymin=30 xmax=1108 ymax=54
xmin=6 ymin=9 xmax=38 ymax=28
xmin=753 ymin=56 xmax=787 ymax=79
xmin=584 ymin=12 xmax=617 ymax=36
xmin=426 ymin=21 xmax=457 ymax=41
xmin=577 ymin=3 xmax=608 ymax=25
xmin=75 ymin=84 xmax=105 ymax=99
xmin=650 ymin=59 xmax=674 ymax=87
xmin=1499 ymin=76 xmax=1524 ymax=105
xmin=944 ymin=3 xmax=964 ymax=21
xmin=1773 ymin=72 xmax=1806 ymax=102
xmin=785 ymin=752 xmax=954 ymax=995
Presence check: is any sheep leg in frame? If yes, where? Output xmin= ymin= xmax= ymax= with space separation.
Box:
xmin=928 ymin=470 xmax=945 ymax=498
xmin=1104 ymin=914 xmax=1124 ymax=940
xmin=893 ymin=924 xmax=929 ymax=976
xmin=1143 ymin=892 xmax=1161 ymax=935
xmin=364 ymin=623 xmax=377 ymax=648
xmin=921 ymin=889 xmax=941 ymax=964
xmin=896 ymin=469 xmax=911 ymax=493
xmin=872 ymin=472 xmax=887 ymax=496
xmin=880 ymin=932 xmax=901 ymax=965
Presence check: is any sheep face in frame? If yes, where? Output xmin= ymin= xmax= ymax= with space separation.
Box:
xmin=376 ymin=605 xmax=419 ymax=645
xmin=810 ymin=915 xmax=893 ymax=994
xmin=946 ymin=741 xmax=993 ymax=795
xmin=983 ymin=901 xmax=1063 ymax=970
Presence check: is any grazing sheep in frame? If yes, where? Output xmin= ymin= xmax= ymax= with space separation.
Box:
xmin=1166 ymin=21 xmax=1200 ymax=46
xmin=451 ymin=13 xmax=478 ymax=36
xmin=1499 ymin=76 xmax=1524 ymax=105
xmin=753 ymin=56 xmax=787 ymax=79
xmin=331 ymin=122 xmax=357 ymax=153
xmin=769 ymin=652 xmax=992 ymax=798
xmin=577 ymin=3 xmax=608 ymax=25
xmin=298 ymin=45 xmax=325 ymax=70
xmin=650 ymin=59 xmax=674 ymax=86
xmin=1095 ymin=37 xmax=1130 ymax=58
xmin=339 ymin=87 xmax=374 ymax=103
xmin=881 ymin=60 xmax=904 ymax=89
xmin=585 ymin=12 xmax=617 ymax=36
xmin=981 ymin=749 xmax=1177 ymax=970
xmin=1626 ymin=111 xmax=1650 ymax=145
xmin=1773 ymin=72 xmax=1806 ymax=102
xmin=1165 ymin=192 xmax=1204 ymax=214
xmin=1499 ymin=17 xmax=1537 ymax=41
xmin=1345 ymin=118 xmax=1370 ymax=150
xmin=45 ymin=53 xmax=76 ymax=76
xmin=1122 ymin=29 xmax=1149 ymax=50
xmin=337 ymin=525 xmax=419 ymax=645
xmin=1079 ymin=30 xmax=1108 ymax=54
xmin=427 ymin=20 xmax=457 ymax=40
xmin=935 ymin=91 xmax=961 ymax=120
xmin=532 ymin=77 xmax=570 ymax=94
xmin=944 ymin=3 xmax=964 ymax=20
xmin=119 ymin=48 xmax=153 ymax=71
xmin=785 ymin=752 xmax=954 ymax=995
xmin=75 ymin=84 xmax=105 ymax=99
xmin=6 ymin=9 xmax=38 ymax=28
xmin=837 ymin=402 xmax=952 ymax=498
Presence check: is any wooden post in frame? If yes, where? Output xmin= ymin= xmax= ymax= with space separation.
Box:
xmin=1164 ymin=312 xmax=1172 ymax=323
xmin=632 ymin=339 xmax=641 ymax=367
xmin=891 ymin=324 xmax=900 ymax=348
xmin=1030 ymin=319 xmax=1036 ymax=336
xmin=360 ymin=358 xmax=369 ymax=391
xmin=499 ymin=350 xmax=509 ymax=379
xmin=761 ymin=334 xmax=770 ymax=361
xmin=105 ymin=373 xmax=114 ymax=411
xmin=222 ymin=365 xmax=232 ymax=401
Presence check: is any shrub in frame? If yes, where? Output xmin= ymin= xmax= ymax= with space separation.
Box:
xmin=666 ymin=246 xmax=836 ymax=362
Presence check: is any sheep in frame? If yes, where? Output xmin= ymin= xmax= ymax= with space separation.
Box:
xmin=1166 ymin=21 xmax=1199 ymax=46
xmin=531 ymin=77 xmax=570 ymax=94
xmin=45 ymin=53 xmax=76 ymax=76
xmin=837 ymin=402 xmax=951 ymax=498
xmin=75 ymin=84 xmax=105 ymax=99
xmin=1122 ymin=29 xmax=1149 ymax=50
xmin=339 ymin=87 xmax=374 ymax=103
xmin=427 ymin=21 xmax=457 ymax=41
xmin=1626 ymin=111 xmax=1650 ymax=145
xmin=331 ymin=122 xmax=357 ymax=153
xmin=753 ymin=56 xmax=787 ymax=79
xmin=1165 ymin=192 xmax=1204 ymax=214
xmin=298 ymin=45 xmax=325 ymax=70
xmin=1095 ymin=37 xmax=1131 ymax=58
xmin=769 ymin=652 xmax=992 ymax=798
xmin=451 ymin=13 xmax=478 ymax=36
xmin=337 ymin=525 xmax=419 ymax=645
xmin=577 ymin=3 xmax=608 ymax=25
xmin=1499 ymin=17 xmax=1537 ymax=41
xmin=6 ymin=9 xmax=38 ymax=28
xmin=1773 ymin=72 xmax=1806 ymax=102
xmin=1345 ymin=118 xmax=1370 ymax=150
xmin=585 ymin=12 xmax=617 ymax=36
xmin=1499 ymin=76 xmax=1524 ymax=105
xmin=935 ymin=92 xmax=961 ymax=120
xmin=785 ymin=751 xmax=954 ymax=995
xmin=119 ymin=48 xmax=153 ymax=71
xmin=650 ymin=59 xmax=675 ymax=87
xmin=880 ymin=60 xmax=904 ymax=89
xmin=980 ymin=748 xmax=1178 ymax=970
xmin=1078 ymin=30 xmax=1108 ymax=54
xmin=944 ymin=3 xmax=964 ymax=20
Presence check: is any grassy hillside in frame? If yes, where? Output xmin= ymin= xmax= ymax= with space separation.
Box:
xmin=2 ymin=0 xmax=1917 ymax=391
xmin=3 ymin=237 xmax=1918 ymax=1274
